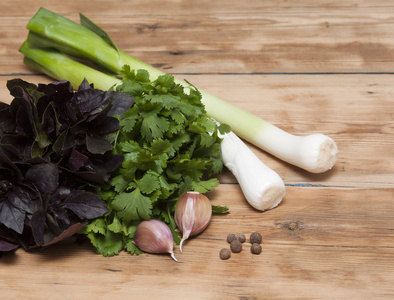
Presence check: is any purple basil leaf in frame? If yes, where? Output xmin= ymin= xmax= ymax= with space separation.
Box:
xmin=86 ymin=133 xmax=113 ymax=154
xmin=100 ymin=154 xmax=124 ymax=173
xmin=0 ymin=150 xmax=24 ymax=182
xmin=0 ymin=102 xmax=16 ymax=134
xmin=62 ymin=155 xmax=123 ymax=185
xmin=68 ymin=170 xmax=109 ymax=185
xmin=43 ymin=222 xmax=86 ymax=247
xmin=25 ymin=163 xmax=59 ymax=194
xmin=52 ymin=129 xmax=76 ymax=153
xmin=71 ymin=88 xmax=107 ymax=114
xmin=41 ymin=103 xmax=61 ymax=136
xmin=68 ymin=148 xmax=89 ymax=171
xmin=77 ymin=78 xmax=92 ymax=91
xmin=0 ymin=201 xmax=25 ymax=234
xmin=8 ymin=185 xmax=39 ymax=214
xmin=48 ymin=204 xmax=71 ymax=228
xmin=7 ymin=78 xmax=38 ymax=98
xmin=0 ymin=238 xmax=19 ymax=252
xmin=104 ymin=91 xmax=134 ymax=117
xmin=62 ymin=190 xmax=109 ymax=220
xmin=89 ymin=116 xmax=119 ymax=134
xmin=16 ymin=104 xmax=34 ymax=137
xmin=30 ymin=209 xmax=46 ymax=246
xmin=0 ymin=134 xmax=33 ymax=161
xmin=45 ymin=80 xmax=74 ymax=98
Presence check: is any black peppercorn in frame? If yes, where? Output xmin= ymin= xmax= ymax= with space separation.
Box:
xmin=219 ymin=248 xmax=231 ymax=260
xmin=230 ymin=239 xmax=242 ymax=253
xmin=251 ymin=243 xmax=262 ymax=254
xmin=250 ymin=231 xmax=262 ymax=244
xmin=226 ymin=233 xmax=236 ymax=243
xmin=237 ymin=232 xmax=246 ymax=243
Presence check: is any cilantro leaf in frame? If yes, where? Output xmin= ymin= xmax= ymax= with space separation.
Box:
xmin=150 ymin=139 xmax=172 ymax=156
xmin=82 ymin=218 xmax=107 ymax=235
xmin=112 ymin=188 xmax=152 ymax=222
xmin=212 ymin=205 xmax=229 ymax=214
xmin=124 ymin=239 xmax=144 ymax=254
xmin=86 ymin=230 xmax=124 ymax=257
xmin=140 ymin=110 xmax=170 ymax=141
xmin=137 ymin=170 xmax=161 ymax=194
xmin=191 ymin=178 xmax=221 ymax=194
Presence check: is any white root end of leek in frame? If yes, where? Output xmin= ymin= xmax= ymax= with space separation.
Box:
xmin=219 ymin=130 xmax=286 ymax=211
xmin=255 ymin=123 xmax=339 ymax=173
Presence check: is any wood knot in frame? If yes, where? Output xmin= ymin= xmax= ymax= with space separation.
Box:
xmin=276 ymin=220 xmax=302 ymax=231
xmin=287 ymin=221 xmax=299 ymax=231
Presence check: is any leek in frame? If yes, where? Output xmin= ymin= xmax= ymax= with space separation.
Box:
xmin=21 ymin=8 xmax=338 ymax=174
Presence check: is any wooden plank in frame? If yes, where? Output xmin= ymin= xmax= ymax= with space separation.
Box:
xmin=0 ymin=1 xmax=393 ymax=299
xmin=1 ymin=1 xmax=394 ymax=75
xmin=1 ymin=185 xmax=393 ymax=299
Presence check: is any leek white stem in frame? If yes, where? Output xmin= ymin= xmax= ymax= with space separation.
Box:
xmin=219 ymin=130 xmax=286 ymax=211
xmin=197 ymin=89 xmax=338 ymax=173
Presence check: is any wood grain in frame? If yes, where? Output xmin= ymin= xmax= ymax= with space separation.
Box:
xmin=1 ymin=1 xmax=394 ymax=74
xmin=1 ymin=185 xmax=393 ymax=299
xmin=0 ymin=1 xmax=393 ymax=299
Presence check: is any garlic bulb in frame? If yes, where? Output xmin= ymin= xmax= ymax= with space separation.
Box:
xmin=174 ymin=191 xmax=212 ymax=252
xmin=133 ymin=219 xmax=180 ymax=262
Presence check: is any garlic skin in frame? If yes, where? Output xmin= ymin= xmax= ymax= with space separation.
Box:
xmin=175 ymin=191 xmax=212 ymax=252
xmin=133 ymin=219 xmax=180 ymax=262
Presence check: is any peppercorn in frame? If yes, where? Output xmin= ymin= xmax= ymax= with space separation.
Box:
xmin=250 ymin=231 xmax=262 ymax=244
xmin=219 ymin=248 xmax=231 ymax=260
xmin=230 ymin=239 xmax=242 ymax=253
xmin=237 ymin=232 xmax=246 ymax=243
xmin=251 ymin=243 xmax=262 ymax=254
xmin=226 ymin=233 xmax=236 ymax=243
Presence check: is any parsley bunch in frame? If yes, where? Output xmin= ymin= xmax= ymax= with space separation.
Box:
xmin=84 ymin=69 xmax=229 ymax=256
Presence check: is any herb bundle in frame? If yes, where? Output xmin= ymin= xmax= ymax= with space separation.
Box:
xmin=0 ymin=70 xmax=228 ymax=256
xmin=0 ymin=78 xmax=133 ymax=252
xmin=83 ymin=68 xmax=229 ymax=256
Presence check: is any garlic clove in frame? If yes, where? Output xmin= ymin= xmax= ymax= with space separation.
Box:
xmin=133 ymin=219 xmax=181 ymax=262
xmin=174 ymin=191 xmax=212 ymax=252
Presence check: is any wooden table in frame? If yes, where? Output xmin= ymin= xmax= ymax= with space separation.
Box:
xmin=1 ymin=1 xmax=393 ymax=299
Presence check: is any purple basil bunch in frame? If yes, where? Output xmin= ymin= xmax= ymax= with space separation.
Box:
xmin=0 ymin=78 xmax=133 ymax=253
